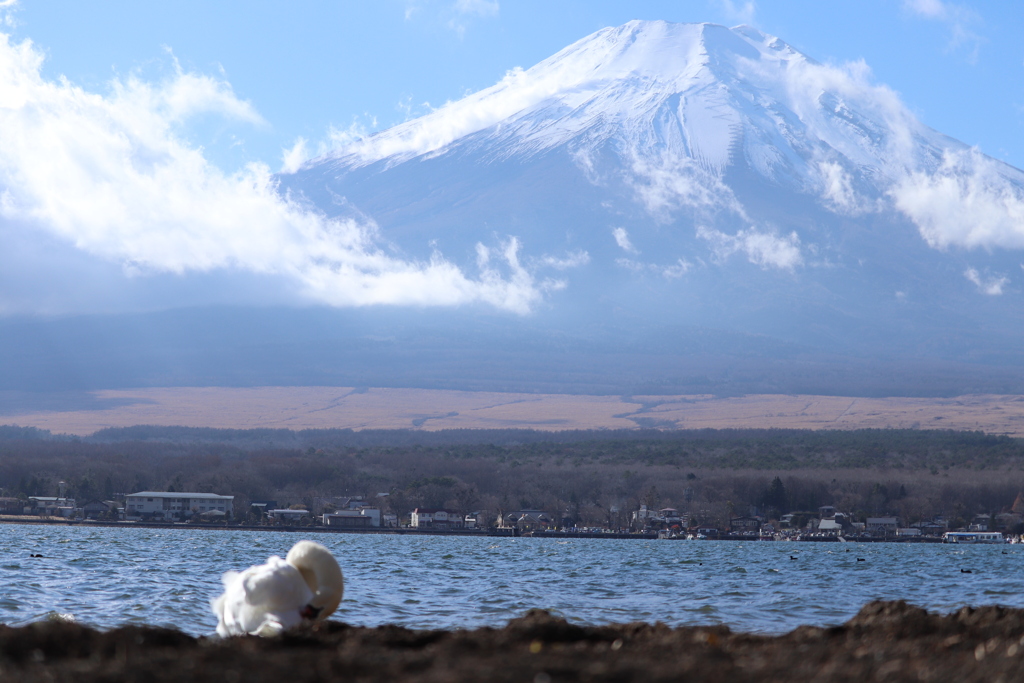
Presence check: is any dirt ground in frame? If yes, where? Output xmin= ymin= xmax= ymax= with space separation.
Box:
xmin=7 ymin=386 xmax=1024 ymax=436
xmin=2 ymin=601 xmax=1024 ymax=682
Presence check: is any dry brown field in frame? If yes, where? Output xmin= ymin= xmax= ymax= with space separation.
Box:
xmin=4 ymin=386 xmax=1024 ymax=436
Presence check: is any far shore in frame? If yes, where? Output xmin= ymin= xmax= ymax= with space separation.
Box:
xmin=0 ymin=517 xmax=959 ymax=542
xmin=0 ymin=515 xmax=643 ymax=539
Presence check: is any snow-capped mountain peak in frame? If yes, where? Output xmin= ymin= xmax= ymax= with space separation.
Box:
xmin=316 ymin=20 xmax=929 ymax=186
xmin=282 ymin=19 xmax=1024 ymax=340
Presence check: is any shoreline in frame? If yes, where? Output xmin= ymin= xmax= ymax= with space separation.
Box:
xmin=0 ymin=517 xmax=957 ymax=542
xmin=2 ymin=601 xmax=1020 ymax=682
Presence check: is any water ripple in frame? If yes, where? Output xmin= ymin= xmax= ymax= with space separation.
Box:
xmin=1 ymin=526 xmax=1023 ymax=636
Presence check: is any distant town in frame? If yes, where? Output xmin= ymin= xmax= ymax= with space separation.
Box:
xmin=5 ymin=479 xmax=1023 ymax=543
xmin=4 ymin=428 xmax=1024 ymax=545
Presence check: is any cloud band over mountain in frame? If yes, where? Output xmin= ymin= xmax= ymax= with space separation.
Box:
xmin=0 ymin=33 xmax=545 ymax=315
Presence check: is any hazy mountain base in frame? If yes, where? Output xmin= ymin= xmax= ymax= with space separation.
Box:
xmin=2 ymin=601 xmax=1023 ymax=683
xmin=5 ymin=307 xmax=1024 ymax=398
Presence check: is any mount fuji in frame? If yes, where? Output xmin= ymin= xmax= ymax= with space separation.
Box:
xmin=8 ymin=20 xmax=1024 ymax=397
xmin=270 ymin=20 xmax=1024 ymax=393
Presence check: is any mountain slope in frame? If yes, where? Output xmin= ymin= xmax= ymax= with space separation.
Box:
xmin=279 ymin=20 xmax=1024 ymax=361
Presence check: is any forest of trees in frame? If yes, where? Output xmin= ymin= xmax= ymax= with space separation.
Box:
xmin=2 ymin=426 xmax=1024 ymax=528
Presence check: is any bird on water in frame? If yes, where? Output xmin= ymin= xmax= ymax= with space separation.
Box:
xmin=212 ymin=540 xmax=344 ymax=637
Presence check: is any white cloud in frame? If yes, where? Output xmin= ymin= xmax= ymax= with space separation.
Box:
xmin=280 ymin=137 xmax=309 ymax=174
xmin=964 ymin=267 xmax=1008 ymax=295
xmin=818 ymin=161 xmax=873 ymax=215
xmin=453 ymin=0 xmax=499 ymax=17
xmin=324 ymin=118 xmax=376 ymax=149
xmin=612 ymin=227 xmax=638 ymax=254
xmin=538 ymin=249 xmax=589 ymax=270
xmin=336 ymin=64 xmax=569 ymax=164
xmin=773 ymin=58 xmax=922 ymax=174
xmin=904 ymin=0 xmax=947 ymax=18
xmin=891 ymin=148 xmax=1024 ymax=250
xmin=757 ymin=39 xmax=1024 ymax=255
xmin=405 ymin=0 xmax=499 ymax=36
xmin=662 ymin=259 xmax=692 ymax=279
xmin=0 ymin=32 xmax=545 ymax=315
xmin=697 ymin=226 xmax=803 ymax=270
xmin=902 ymin=0 xmax=982 ymax=62
xmin=616 ymin=257 xmax=693 ymax=279
xmin=719 ymin=0 xmax=756 ymax=25
xmin=627 ymin=151 xmax=742 ymax=220
xmin=448 ymin=0 xmax=499 ymax=38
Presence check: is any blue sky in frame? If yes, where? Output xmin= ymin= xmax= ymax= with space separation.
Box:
xmin=9 ymin=0 xmax=1024 ymax=171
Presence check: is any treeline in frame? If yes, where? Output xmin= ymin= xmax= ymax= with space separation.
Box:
xmin=10 ymin=424 xmax=1024 ymax=461
xmin=2 ymin=428 xmax=1024 ymax=527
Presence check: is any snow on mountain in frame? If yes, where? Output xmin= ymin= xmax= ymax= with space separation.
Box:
xmin=304 ymin=20 xmax=1024 ymax=246
xmin=280 ymin=20 xmax=1024 ymax=358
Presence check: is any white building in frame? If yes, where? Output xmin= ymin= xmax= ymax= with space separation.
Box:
xmin=632 ymin=505 xmax=655 ymax=525
xmin=411 ymin=508 xmax=462 ymax=528
xmin=323 ymin=508 xmax=380 ymax=528
xmin=817 ymin=519 xmax=842 ymax=533
xmin=267 ymin=509 xmax=311 ymax=523
xmin=125 ymin=492 xmax=233 ymax=520
xmin=464 ymin=511 xmax=490 ymax=529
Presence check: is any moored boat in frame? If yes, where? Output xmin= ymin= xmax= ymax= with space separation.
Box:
xmin=942 ymin=531 xmax=1005 ymax=544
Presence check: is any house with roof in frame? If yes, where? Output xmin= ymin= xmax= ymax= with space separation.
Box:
xmin=729 ymin=516 xmax=761 ymax=533
xmin=914 ymin=518 xmax=948 ymax=536
xmin=817 ymin=518 xmax=842 ymax=534
xmin=411 ymin=508 xmax=464 ymax=529
xmin=463 ymin=511 xmax=490 ymax=529
xmin=29 ymin=496 xmax=76 ymax=517
xmin=82 ymin=500 xmax=122 ymax=520
xmin=969 ymin=514 xmax=993 ymax=531
xmin=323 ymin=507 xmax=381 ymax=528
xmin=500 ymin=510 xmax=553 ymax=530
xmin=632 ymin=505 xmax=656 ymax=526
xmin=125 ymin=491 xmax=233 ymax=520
xmin=267 ymin=508 xmax=311 ymax=524
xmin=866 ymin=517 xmax=900 ymax=536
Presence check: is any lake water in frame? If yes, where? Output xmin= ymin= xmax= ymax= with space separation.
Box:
xmin=2 ymin=524 xmax=1022 ymax=636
